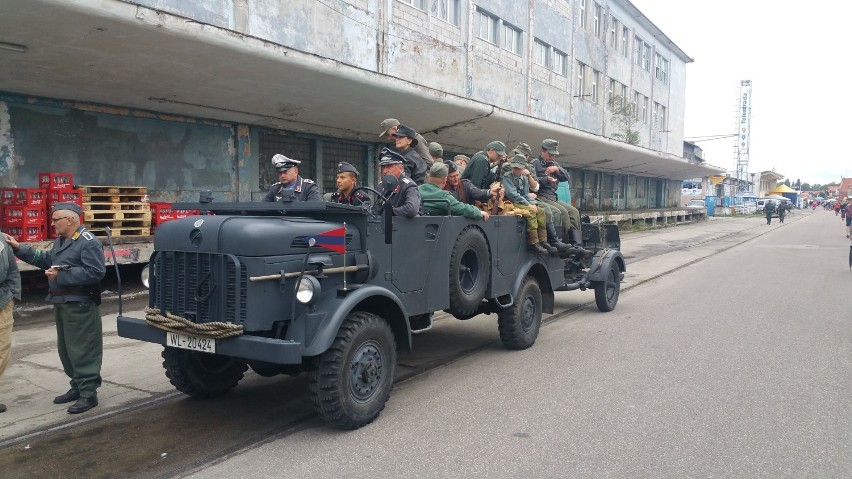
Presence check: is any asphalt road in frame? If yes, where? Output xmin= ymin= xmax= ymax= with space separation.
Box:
xmin=2 ymin=210 xmax=849 ymax=478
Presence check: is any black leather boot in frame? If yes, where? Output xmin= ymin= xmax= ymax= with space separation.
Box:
xmin=568 ymin=230 xmax=594 ymax=257
xmin=546 ymin=222 xmax=572 ymax=254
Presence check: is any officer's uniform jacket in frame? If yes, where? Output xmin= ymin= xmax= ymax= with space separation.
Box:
xmin=531 ymin=155 xmax=569 ymax=201
xmin=330 ymin=189 xmax=370 ymax=206
xmin=263 ymin=177 xmax=321 ymax=202
xmin=501 ymin=174 xmax=534 ymax=206
xmin=16 ymin=226 xmax=106 ymax=304
xmin=444 ymin=179 xmax=491 ymax=206
xmin=419 ymin=183 xmax=483 ymax=220
xmin=399 ymin=148 xmax=427 ymax=185
xmin=378 ymin=176 xmax=421 ymax=218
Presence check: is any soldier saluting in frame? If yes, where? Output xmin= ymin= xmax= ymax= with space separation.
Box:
xmin=263 ymin=154 xmax=321 ymax=202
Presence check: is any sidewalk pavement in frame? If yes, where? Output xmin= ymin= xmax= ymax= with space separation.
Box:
xmin=0 ymin=212 xmax=808 ymax=444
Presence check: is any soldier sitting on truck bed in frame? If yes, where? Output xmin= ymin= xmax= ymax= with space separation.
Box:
xmin=501 ymin=156 xmax=556 ymax=255
xmin=263 ymin=154 xmax=321 ymax=202
xmin=376 ymin=148 xmax=421 ymax=218
xmin=329 ymin=161 xmax=369 ymax=206
xmin=419 ymin=162 xmax=490 ymax=221
xmin=443 ymin=160 xmax=499 ymax=206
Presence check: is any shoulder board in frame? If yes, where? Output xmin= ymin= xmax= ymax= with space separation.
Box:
xmin=401 ymin=178 xmax=413 ymax=185
xmin=303 ymin=179 xmax=315 ymax=184
xmin=271 ymin=182 xmax=282 ymax=187
xmin=71 ymin=231 xmax=81 ymax=240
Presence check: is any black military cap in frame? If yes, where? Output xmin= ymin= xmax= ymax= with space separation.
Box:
xmin=337 ymin=161 xmax=359 ymax=177
xmin=51 ymin=201 xmax=82 ymax=216
xmin=444 ymin=160 xmax=458 ymax=174
xmin=391 ymin=124 xmax=419 ymax=147
xmin=378 ymin=148 xmax=405 ymax=166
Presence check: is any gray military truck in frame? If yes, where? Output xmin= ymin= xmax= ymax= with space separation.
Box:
xmin=117 ymin=179 xmax=625 ymax=429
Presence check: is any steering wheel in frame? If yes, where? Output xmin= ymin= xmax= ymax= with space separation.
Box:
xmin=352 ymin=186 xmax=391 ymax=218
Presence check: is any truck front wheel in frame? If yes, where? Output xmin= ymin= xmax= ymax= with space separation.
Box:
xmin=310 ymin=311 xmax=397 ymax=429
xmin=162 ymin=348 xmax=248 ymax=399
xmin=497 ymin=277 xmax=542 ymax=350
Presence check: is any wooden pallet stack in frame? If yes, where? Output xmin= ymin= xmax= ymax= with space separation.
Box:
xmin=78 ymin=185 xmax=152 ymax=237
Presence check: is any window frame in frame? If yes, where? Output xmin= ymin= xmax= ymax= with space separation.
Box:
xmin=476 ymin=8 xmax=498 ymax=44
xmin=593 ymin=3 xmax=603 ymax=37
xmin=577 ymin=62 xmax=586 ymax=97
xmin=534 ymin=39 xmax=549 ymax=67
xmin=501 ymin=22 xmax=523 ymax=55
xmin=609 ymin=17 xmax=618 ymax=49
xmin=431 ymin=0 xmax=460 ymax=26
xmin=591 ymin=69 xmax=599 ymax=104
xmin=553 ymin=49 xmax=567 ymax=76
xmin=398 ymin=0 xmax=426 ymax=10
xmin=579 ymin=0 xmax=587 ymax=29
xmin=621 ymin=26 xmax=629 ymax=57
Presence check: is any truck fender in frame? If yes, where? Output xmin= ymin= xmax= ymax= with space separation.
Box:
xmin=511 ymin=258 xmax=555 ymax=314
xmin=586 ymin=250 xmax=626 ymax=283
xmin=303 ymin=285 xmax=411 ymax=357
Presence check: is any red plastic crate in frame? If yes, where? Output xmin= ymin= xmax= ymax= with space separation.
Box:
xmin=0 ymin=188 xmax=47 ymax=206
xmin=5 ymin=224 xmax=46 ymax=242
xmin=47 ymin=189 xmax=83 ymax=204
xmin=173 ymin=208 xmax=199 ymax=219
xmin=150 ymin=202 xmax=176 ymax=226
xmin=2 ymin=205 xmax=46 ymax=226
xmin=39 ymin=172 xmax=74 ymax=190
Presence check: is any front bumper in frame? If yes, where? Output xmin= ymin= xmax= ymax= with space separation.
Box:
xmin=117 ymin=316 xmax=303 ymax=364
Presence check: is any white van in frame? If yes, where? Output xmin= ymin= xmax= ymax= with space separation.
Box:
xmin=756 ymin=198 xmax=790 ymax=214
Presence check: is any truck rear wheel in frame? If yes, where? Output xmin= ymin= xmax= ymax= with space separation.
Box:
xmin=592 ymin=261 xmax=621 ymax=312
xmin=448 ymin=227 xmax=490 ymax=317
xmin=497 ymin=277 xmax=542 ymax=350
xmin=162 ymin=348 xmax=248 ymax=399
xmin=310 ymin=311 xmax=397 ymax=429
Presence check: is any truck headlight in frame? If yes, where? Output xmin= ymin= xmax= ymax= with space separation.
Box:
xmin=296 ymin=275 xmax=321 ymax=305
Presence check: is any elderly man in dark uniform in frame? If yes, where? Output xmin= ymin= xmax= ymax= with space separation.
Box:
xmin=391 ymin=125 xmax=428 ymax=185
xmin=329 ymin=161 xmax=369 ymax=206
xmin=5 ymin=202 xmax=106 ymax=414
xmin=376 ymin=148 xmax=421 ymax=218
xmin=263 ymin=154 xmax=321 ymax=202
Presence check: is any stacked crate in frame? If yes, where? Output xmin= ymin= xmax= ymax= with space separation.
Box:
xmin=78 ymin=185 xmax=152 ymax=237
xmin=150 ymin=202 xmax=200 ymax=229
xmin=1 ymin=188 xmax=48 ymax=242
xmin=40 ymin=172 xmax=82 ymax=240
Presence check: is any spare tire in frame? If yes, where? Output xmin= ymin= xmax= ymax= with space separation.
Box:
xmin=448 ymin=227 xmax=490 ymax=317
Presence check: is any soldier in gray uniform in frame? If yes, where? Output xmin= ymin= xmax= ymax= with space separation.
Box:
xmin=376 ymin=148 xmax=421 ymax=218
xmin=4 ymin=202 xmax=106 ymax=414
xmin=263 ymin=154 xmax=321 ymax=202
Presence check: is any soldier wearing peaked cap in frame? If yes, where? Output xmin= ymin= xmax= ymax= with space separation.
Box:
xmin=263 ymin=153 xmax=321 ymax=202
xmin=391 ymin=125 xmax=428 ymax=185
xmin=379 ymin=118 xmax=434 ymax=171
xmin=376 ymin=148 xmax=421 ymax=218
xmin=4 ymin=201 xmax=106 ymax=414
xmin=330 ymin=161 xmax=369 ymax=206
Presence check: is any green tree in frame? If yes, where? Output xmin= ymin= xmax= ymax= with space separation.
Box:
xmin=607 ymin=95 xmax=640 ymax=146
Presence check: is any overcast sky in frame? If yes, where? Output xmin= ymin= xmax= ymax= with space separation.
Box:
xmin=631 ymin=0 xmax=850 ymax=186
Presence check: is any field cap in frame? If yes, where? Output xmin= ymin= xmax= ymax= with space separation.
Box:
xmin=513 ymin=142 xmax=533 ymax=157
xmin=428 ymin=141 xmax=443 ymax=157
xmin=428 ymin=162 xmax=449 ymax=178
xmin=337 ymin=161 xmax=359 ymax=177
xmin=379 ymin=118 xmax=400 ymax=137
xmin=509 ymin=154 xmax=528 ymax=169
xmin=51 ymin=201 xmax=82 ymax=216
xmin=541 ymin=139 xmax=560 ymax=155
xmin=486 ymin=141 xmax=507 ymax=156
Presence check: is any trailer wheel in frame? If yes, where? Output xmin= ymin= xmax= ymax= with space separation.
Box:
xmin=592 ymin=261 xmax=621 ymax=312
xmin=448 ymin=227 xmax=490 ymax=317
xmin=497 ymin=276 xmax=542 ymax=350
xmin=162 ymin=348 xmax=247 ymax=399
xmin=310 ymin=311 xmax=397 ymax=429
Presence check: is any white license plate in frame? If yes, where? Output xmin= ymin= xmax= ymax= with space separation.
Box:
xmin=166 ymin=332 xmax=216 ymax=354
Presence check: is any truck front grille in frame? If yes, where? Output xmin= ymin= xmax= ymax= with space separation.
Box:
xmin=152 ymin=252 xmax=247 ymax=325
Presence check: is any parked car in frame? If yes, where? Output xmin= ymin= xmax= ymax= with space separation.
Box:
xmin=685 ymin=199 xmax=706 ymax=208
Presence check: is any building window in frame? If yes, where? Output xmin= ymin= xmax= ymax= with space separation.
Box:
xmin=477 ymin=8 xmax=498 ymax=43
xmin=432 ymin=0 xmax=460 ymax=26
xmin=633 ymin=91 xmax=640 ymax=120
xmin=577 ymin=62 xmax=586 ymax=97
xmin=634 ymin=36 xmax=643 ymax=66
xmin=621 ymin=26 xmax=629 ymax=56
xmin=655 ymin=53 xmax=669 ymax=84
xmin=399 ymin=0 xmax=426 ymax=10
xmin=591 ymin=69 xmax=599 ymax=103
xmin=553 ymin=49 xmax=567 ymax=75
xmin=643 ymin=43 xmax=652 ymax=72
xmin=608 ymin=78 xmax=616 ymax=102
xmin=534 ymin=39 xmax=549 ymax=67
xmin=621 ymin=83 xmax=628 ymax=100
xmin=579 ymin=0 xmax=587 ymax=29
xmin=593 ymin=3 xmax=603 ymax=38
xmin=641 ymin=95 xmax=648 ymax=123
xmin=502 ymin=23 xmax=522 ymax=55
xmin=653 ymin=102 xmax=667 ymax=129
xmin=609 ymin=17 xmax=619 ymax=49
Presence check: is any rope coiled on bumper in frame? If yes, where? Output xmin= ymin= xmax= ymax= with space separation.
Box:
xmin=144 ymin=307 xmax=243 ymax=339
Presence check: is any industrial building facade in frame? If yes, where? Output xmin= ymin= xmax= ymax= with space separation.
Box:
xmin=0 ymin=0 xmax=722 ymax=207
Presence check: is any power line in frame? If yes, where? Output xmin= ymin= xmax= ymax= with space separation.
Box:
xmin=685 ymin=133 xmax=738 ymax=143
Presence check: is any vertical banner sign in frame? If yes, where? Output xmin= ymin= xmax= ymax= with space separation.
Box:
xmin=739 ymin=80 xmax=752 ymax=155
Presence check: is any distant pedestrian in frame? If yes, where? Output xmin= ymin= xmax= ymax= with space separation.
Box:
xmin=841 ymin=200 xmax=848 ymax=220
xmin=765 ymin=201 xmax=775 ymax=225
xmin=4 ymin=202 xmax=106 ymax=414
xmin=777 ymin=202 xmax=786 ymax=223
xmin=0 ymin=232 xmax=22 ymax=414
xmin=834 ymin=201 xmax=841 ymax=215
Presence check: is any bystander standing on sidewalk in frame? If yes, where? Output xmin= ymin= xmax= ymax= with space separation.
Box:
xmin=0 ymin=232 xmax=22 ymax=414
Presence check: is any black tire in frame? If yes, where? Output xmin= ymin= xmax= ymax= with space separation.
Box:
xmin=310 ymin=311 xmax=397 ymax=429
xmin=497 ymin=277 xmax=542 ymax=350
xmin=162 ymin=348 xmax=248 ymax=399
xmin=448 ymin=227 xmax=491 ymax=317
xmin=593 ymin=261 xmax=621 ymax=312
